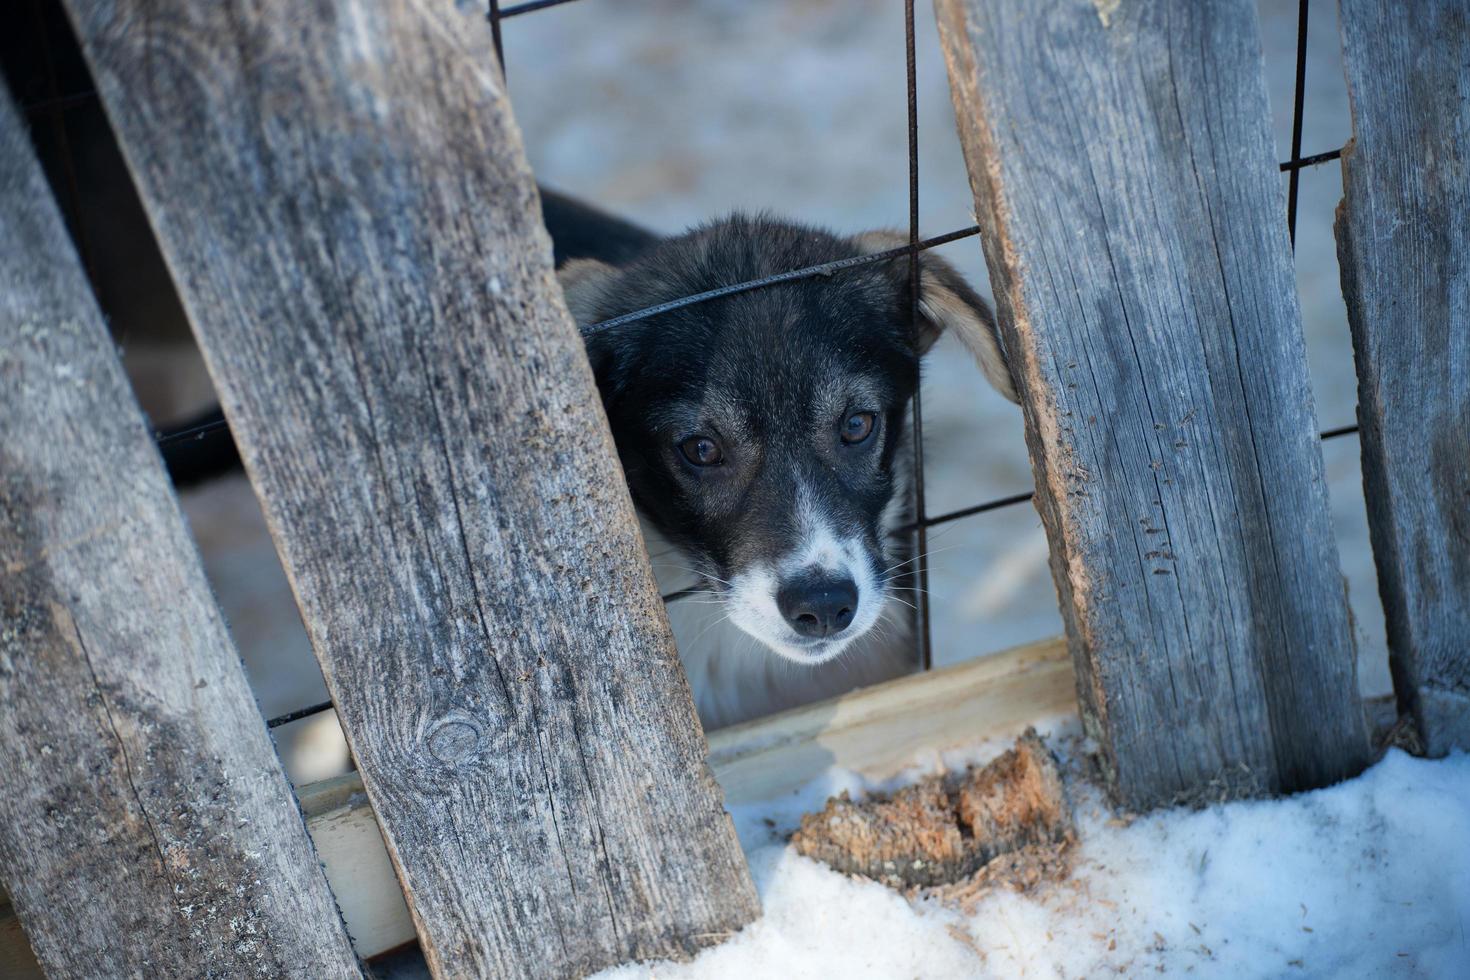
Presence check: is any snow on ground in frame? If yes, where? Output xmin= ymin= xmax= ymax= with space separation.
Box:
xmin=598 ymin=723 xmax=1470 ymax=980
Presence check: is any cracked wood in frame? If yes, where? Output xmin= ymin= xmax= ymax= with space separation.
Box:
xmin=55 ymin=0 xmax=758 ymax=975
xmin=1335 ymin=0 xmax=1470 ymax=756
xmin=934 ymin=0 xmax=1371 ymax=808
xmin=0 ymin=86 xmax=360 ymax=979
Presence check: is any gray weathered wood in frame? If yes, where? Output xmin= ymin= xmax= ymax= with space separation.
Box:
xmin=0 ymin=636 xmax=1074 ymax=965
xmin=58 ymin=0 xmax=759 ymax=974
xmin=1335 ymin=0 xmax=1470 ymax=757
xmin=0 ymin=86 xmax=361 ymax=980
xmin=935 ymin=0 xmax=1371 ymax=808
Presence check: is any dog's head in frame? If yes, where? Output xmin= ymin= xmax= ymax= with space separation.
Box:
xmin=560 ymin=215 xmax=1016 ymax=664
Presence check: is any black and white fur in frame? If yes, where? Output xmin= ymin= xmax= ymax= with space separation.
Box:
xmin=160 ymin=190 xmax=1018 ymax=732
xmin=551 ymin=193 xmax=1017 ymax=729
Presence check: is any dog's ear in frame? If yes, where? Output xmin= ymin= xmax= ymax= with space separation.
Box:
xmin=854 ymin=231 xmax=1018 ymax=403
xmin=557 ymin=258 xmax=621 ymax=328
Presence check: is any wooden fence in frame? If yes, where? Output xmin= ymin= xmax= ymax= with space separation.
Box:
xmin=1 ymin=0 xmax=1464 ymax=975
xmin=1335 ymin=0 xmax=1470 ymax=757
xmin=933 ymin=0 xmax=1375 ymax=807
xmin=0 ymin=84 xmax=361 ymax=980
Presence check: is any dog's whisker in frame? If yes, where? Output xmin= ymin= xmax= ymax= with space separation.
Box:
xmin=878 ymin=548 xmax=962 ymax=578
xmin=687 ymin=611 xmax=734 ymax=649
xmin=663 ymin=563 xmax=734 ymax=587
xmin=882 ymin=582 xmax=931 ymax=594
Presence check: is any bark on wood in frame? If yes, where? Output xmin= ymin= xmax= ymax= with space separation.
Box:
xmin=1334 ymin=0 xmax=1470 ymax=757
xmin=0 ymin=87 xmax=360 ymax=980
xmin=934 ymin=0 xmax=1371 ymax=809
xmin=56 ymin=0 xmax=758 ymax=975
xmin=791 ymin=731 xmax=1072 ymax=889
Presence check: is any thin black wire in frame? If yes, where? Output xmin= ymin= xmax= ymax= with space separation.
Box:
xmin=156 ymin=0 xmax=1343 ymax=544
xmin=263 ymin=419 xmax=1366 ymax=730
xmin=61 ymin=0 xmax=1338 ymax=725
xmin=897 ymin=490 xmax=1038 ymax=536
xmin=1318 ymin=422 xmax=1360 ymax=442
xmin=266 ymin=700 xmax=336 ymax=729
xmin=155 ymin=416 xmax=230 ymax=447
xmin=899 ymin=423 xmax=1361 ymax=536
xmin=1280 ymin=147 xmax=1340 ymax=172
xmin=1286 ymin=0 xmax=1311 ymax=247
xmin=903 ymin=0 xmax=933 ymax=673
xmin=500 ymin=0 xmax=584 ymax=16
xmin=489 ymin=0 xmax=589 ymax=76
xmin=487 ymin=0 xmax=505 ymax=76
xmin=582 ymin=225 xmax=983 ymax=334
xmin=147 ymin=135 xmax=1339 ymax=448
xmin=20 ymin=89 xmax=98 ymax=117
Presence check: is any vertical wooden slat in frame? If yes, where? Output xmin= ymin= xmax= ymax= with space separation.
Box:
xmin=934 ymin=0 xmax=1371 ymax=808
xmin=0 ymin=86 xmax=361 ymax=980
xmin=1335 ymin=0 xmax=1470 ymax=756
xmin=57 ymin=0 xmax=759 ymax=975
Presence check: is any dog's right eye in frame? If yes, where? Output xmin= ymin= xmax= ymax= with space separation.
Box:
xmin=678 ymin=435 xmax=724 ymax=467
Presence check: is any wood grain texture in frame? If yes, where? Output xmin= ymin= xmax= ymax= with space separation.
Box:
xmin=0 ymin=87 xmax=360 ymax=980
xmin=708 ymin=637 xmax=1074 ymax=805
xmin=305 ymin=635 xmax=1069 ymax=958
xmin=0 ymin=636 xmax=1073 ymax=964
xmin=1335 ymin=0 xmax=1470 ymax=756
xmin=934 ymin=0 xmax=1371 ymax=808
xmin=57 ymin=0 xmax=758 ymax=975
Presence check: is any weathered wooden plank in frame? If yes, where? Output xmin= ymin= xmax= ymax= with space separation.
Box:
xmin=707 ymin=636 xmax=1074 ymax=805
xmin=300 ymin=635 xmax=1070 ymax=958
xmin=58 ymin=0 xmax=759 ymax=975
xmin=934 ymin=0 xmax=1371 ymax=808
xmin=0 ymin=87 xmax=360 ymax=979
xmin=0 ymin=636 xmax=1074 ymax=964
xmin=1335 ymin=0 xmax=1470 ymax=757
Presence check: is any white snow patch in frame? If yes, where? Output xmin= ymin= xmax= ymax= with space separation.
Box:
xmin=598 ymin=727 xmax=1470 ymax=979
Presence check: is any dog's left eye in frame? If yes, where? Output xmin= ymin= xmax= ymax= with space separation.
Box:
xmin=840 ymin=411 xmax=877 ymax=445
xmin=679 ymin=434 xmax=725 ymax=466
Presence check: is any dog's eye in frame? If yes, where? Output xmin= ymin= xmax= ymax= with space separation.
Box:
xmin=679 ymin=435 xmax=724 ymax=466
xmin=840 ymin=411 xmax=877 ymax=445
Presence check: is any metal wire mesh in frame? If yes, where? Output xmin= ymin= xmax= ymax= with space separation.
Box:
xmin=12 ymin=0 xmax=1352 ymax=730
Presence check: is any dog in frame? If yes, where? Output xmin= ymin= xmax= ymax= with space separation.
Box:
xmin=162 ymin=189 xmax=1018 ymax=731
xmin=547 ymin=190 xmax=1018 ymax=729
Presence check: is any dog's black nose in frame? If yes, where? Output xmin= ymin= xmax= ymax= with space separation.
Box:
xmin=777 ymin=575 xmax=858 ymax=639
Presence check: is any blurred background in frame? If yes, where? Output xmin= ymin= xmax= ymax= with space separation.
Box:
xmin=3 ymin=0 xmax=1386 ymax=785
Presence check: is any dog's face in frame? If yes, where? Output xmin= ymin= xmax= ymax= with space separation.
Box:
xmin=561 ymin=216 xmax=1015 ymax=664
